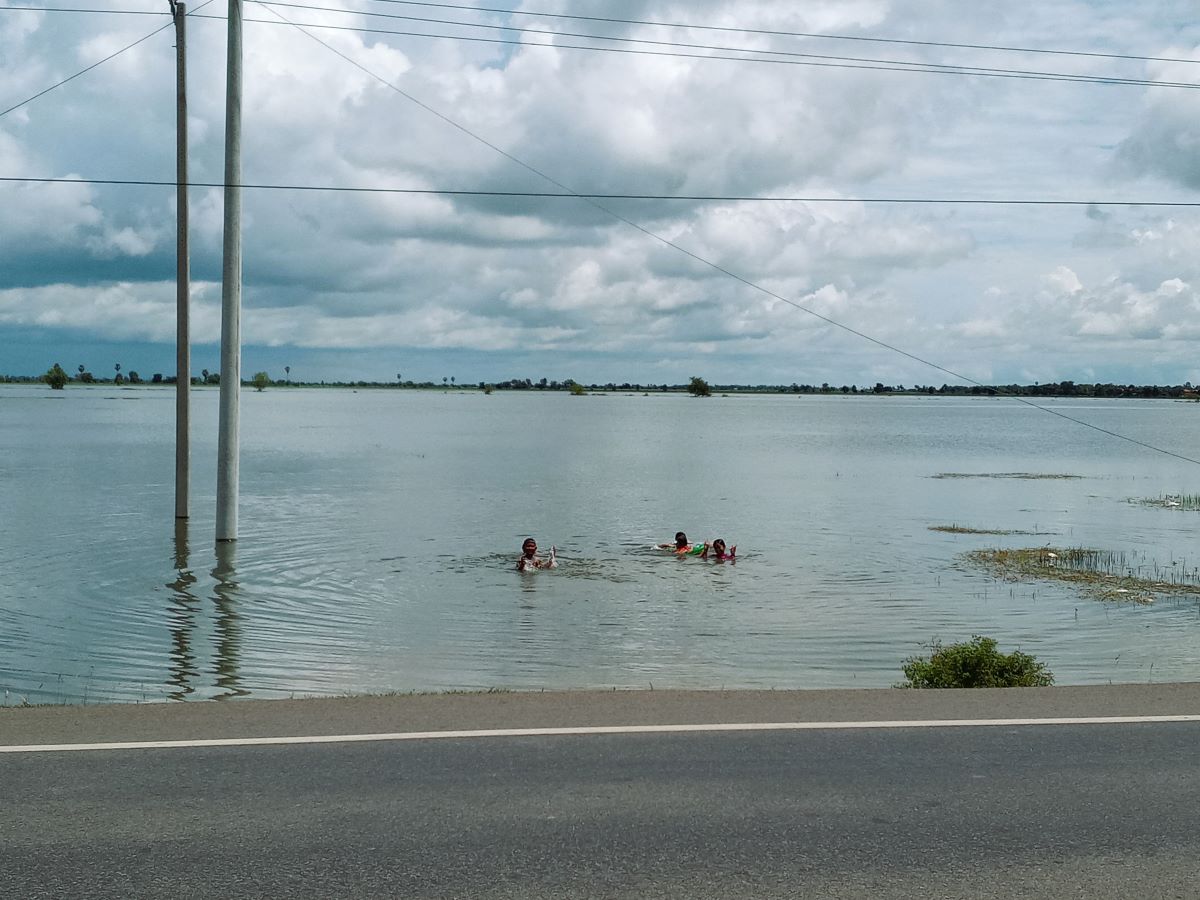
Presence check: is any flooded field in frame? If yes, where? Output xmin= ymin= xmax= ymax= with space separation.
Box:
xmin=2 ymin=385 xmax=1199 ymax=703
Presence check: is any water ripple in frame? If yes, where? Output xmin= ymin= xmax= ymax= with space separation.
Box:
xmin=4 ymin=388 xmax=1200 ymax=701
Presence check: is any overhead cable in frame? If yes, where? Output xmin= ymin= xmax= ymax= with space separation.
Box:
xmin=11 ymin=1 xmax=1200 ymax=69
xmin=0 ymin=25 xmax=172 ymax=118
xmin=359 ymin=0 xmax=1200 ymax=68
xmin=214 ymin=10 xmax=1200 ymax=90
xmin=243 ymin=1 xmax=1200 ymax=89
xmin=249 ymin=0 xmax=1200 ymax=468
xmin=4 ymin=177 xmax=1200 ymax=208
xmin=9 ymin=4 xmax=1195 ymax=90
xmin=0 ymin=0 xmax=217 ymax=119
xmin=2 ymin=6 xmax=167 ymax=15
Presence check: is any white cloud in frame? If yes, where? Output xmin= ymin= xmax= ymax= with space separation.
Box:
xmin=952 ymin=318 xmax=1007 ymax=339
xmin=2 ymin=0 xmax=1200 ymax=383
xmin=0 ymin=281 xmax=217 ymax=342
xmin=1116 ymin=48 xmax=1200 ymax=190
xmin=1046 ymin=266 xmax=1083 ymax=295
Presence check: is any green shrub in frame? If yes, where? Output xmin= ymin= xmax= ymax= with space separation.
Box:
xmin=688 ymin=375 xmax=711 ymax=397
xmin=43 ymin=363 xmax=68 ymax=390
xmin=899 ymin=635 xmax=1053 ymax=688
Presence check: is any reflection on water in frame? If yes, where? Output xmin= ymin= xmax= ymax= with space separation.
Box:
xmin=211 ymin=541 xmax=247 ymax=700
xmin=164 ymin=524 xmax=246 ymax=700
xmin=2 ymin=386 xmax=1200 ymax=703
xmin=166 ymin=519 xmax=199 ymax=700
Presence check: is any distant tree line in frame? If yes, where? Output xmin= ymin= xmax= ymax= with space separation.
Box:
xmin=18 ymin=365 xmax=244 ymax=388
xmin=873 ymin=380 xmax=1199 ymax=399
xmin=9 ymin=368 xmax=1200 ymax=400
xmin=469 ymin=379 xmax=1199 ymax=398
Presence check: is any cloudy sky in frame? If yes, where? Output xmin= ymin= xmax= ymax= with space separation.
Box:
xmin=2 ymin=0 xmax=1199 ymax=385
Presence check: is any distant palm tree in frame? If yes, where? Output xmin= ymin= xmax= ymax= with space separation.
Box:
xmin=78 ymin=364 xmax=84 ymax=376
xmin=443 ymin=377 xmax=448 ymax=386
xmin=451 ymin=376 xmax=455 ymax=386
xmin=114 ymin=362 xmax=122 ymax=384
xmin=284 ymin=365 xmax=290 ymax=384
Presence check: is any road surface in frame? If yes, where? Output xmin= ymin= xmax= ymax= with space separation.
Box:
xmin=3 ymin=686 xmax=1199 ymax=898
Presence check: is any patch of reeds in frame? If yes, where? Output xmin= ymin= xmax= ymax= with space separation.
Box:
xmin=963 ymin=546 xmax=1200 ymax=604
xmin=1131 ymin=494 xmax=1200 ymax=511
xmin=932 ymin=472 xmax=1082 ymax=480
xmin=929 ymin=525 xmax=1055 ymax=535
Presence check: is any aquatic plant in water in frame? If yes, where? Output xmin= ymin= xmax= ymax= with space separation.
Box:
xmin=964 ymin=547 xmax=1200 ymax=603
xmin=932 ymin=472 xmax=1082 ymax=480
xmin=1131 ymin=494 xmax=1200 ymax=511
xmin=929 ymin=525 xmax=1054 ymax=535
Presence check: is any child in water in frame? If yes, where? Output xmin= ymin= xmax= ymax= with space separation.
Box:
xmin=658 ymin=531 xmax=706 ymax=556
xmin=701 ymin=538 xmax=736 ymax=561
xmin=517 ymin=537 xmax=556 ymax=571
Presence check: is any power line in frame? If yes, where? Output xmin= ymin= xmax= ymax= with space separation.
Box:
xmin=5 ymin=177 xmax=1200 ymax=208
xmin=0 ymin=0 xmax=217 ymax=120
xmin=208 ymin=10 xmax=1200 ymax=91
xmin=11 ymin=4 xmax=1195 ymax=90
xmin=245 ymin=1 xmax=1200 ymax=89
xmin=359 ymin=0 xmax=1200 ymax=68
xmin=1 ymin=23 xmax=172 ymax=119
xmin=6 ymin=3 xmax=1196 ymax=464
xmin=225 ymin=2 xmax=1200 ymax=90
xmin=12 ymin=1 xmax=1200 ymax=70
xmin=252 ymin=0 xmax=1200 ymax=468
xmin=2 ymin=7 xmax=167 ymax=15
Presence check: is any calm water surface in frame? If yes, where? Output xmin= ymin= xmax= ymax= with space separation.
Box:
xmin=2 ymin=385 xmax=1198 ymax=703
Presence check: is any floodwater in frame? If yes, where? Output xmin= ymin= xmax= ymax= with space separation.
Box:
xmin=2 ymin=384 xmax=1198 ymax=704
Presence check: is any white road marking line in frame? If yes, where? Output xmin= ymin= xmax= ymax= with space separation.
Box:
xmin=3 ymin=714 xmax=1200 ymax=753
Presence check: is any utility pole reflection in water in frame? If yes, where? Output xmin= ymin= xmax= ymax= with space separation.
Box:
xmin=166 ymin=519 xmax=200 ymax=700
xmin=212 ymin=541 xmax=247 ymax=699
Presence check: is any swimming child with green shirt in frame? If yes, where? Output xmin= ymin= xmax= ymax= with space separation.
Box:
xmin=657 ymin=531 xmax=707 ymax=556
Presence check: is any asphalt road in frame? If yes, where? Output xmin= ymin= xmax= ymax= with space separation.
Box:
xmin=3 ymin=687 xmax=1200 ymax=898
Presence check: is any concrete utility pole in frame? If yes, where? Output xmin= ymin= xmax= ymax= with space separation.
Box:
xmin=171 ymin=0 xmax=190 ymax=520
xmin=215 ymin=0 xmax=242 ymax=542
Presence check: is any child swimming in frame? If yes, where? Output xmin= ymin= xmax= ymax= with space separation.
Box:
xmin=701 ymin=539 xmax=736 ymax=561
xmin=517 ymin=537 xmax=557 ymax=571
xmin=657 ymin=531 xmax=707 ymax=556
